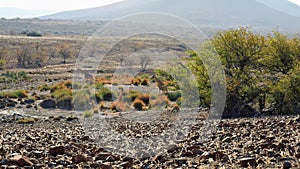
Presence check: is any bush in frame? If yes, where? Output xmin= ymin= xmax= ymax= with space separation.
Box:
xmin=133 ymin=99 xmax=145 ymax=111
xmin=51 ymin=88 xmax=72 ymax=100
xmin=167 ymin=91 xmax=182 ymax=101
xmin=39 ymin=84 xmax=52 ymax=92
xmin=0 ymin=90 xmax=28 ymax=98
xmin=136 ymin=94 xmax=150 ymax=105
xmin=95 ymin=87 xmax=113 ymax=102
xmin=26 ymin=31 xmax=42 ymax=37
xmin=141 ymin=79 xmax=149 ymax=86
xmin=131 ymin=78 xmax=141 ymax=86
xmin=110 ymin=101 xmax=130 ymax=112
xmin=272 ymin=66 xmax=300 ymax=114
xmin=129 ymin=90 xmax=141 ymax=101
xmin=1 ymin=71 xmax=30 ymax=82
xmin=176 ymin=97 xmax=183 ymax=106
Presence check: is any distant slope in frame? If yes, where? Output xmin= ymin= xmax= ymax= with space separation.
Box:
xmin=257 ymin=0 xmax=300 ymax=17
xmin=41 ymin=0 xmax=300 ymax=32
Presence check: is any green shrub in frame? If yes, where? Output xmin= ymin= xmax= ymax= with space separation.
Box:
xmin=129 ymin=90 xmax=141 ymax=101
xmin=2 ymin=71 xmax=30 ymax=82
xmin=26 ymin=31 xmax=42 ymax=37
xmin=167 ymin=91 xmax=182 ymax=101
xmin=39 ymin=84 xmax=51 ymax=92
xmin=0 ymin=90 xmax=28 ymax=98
xmin=51 ymin=88 xmax=72 ymax=100
xmin=95 ymin=82 xmax=104 ymax=90
xmin=176 ymin=97 xmax=183 ymax=106
xmin=95 ymin=87 xmax=113 ymax=102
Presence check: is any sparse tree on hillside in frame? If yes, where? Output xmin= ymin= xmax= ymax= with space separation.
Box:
xmin=59 ymin=44 xmax=72 ymax=64
xmin=16 ymin=47 xmax=31 ymax=68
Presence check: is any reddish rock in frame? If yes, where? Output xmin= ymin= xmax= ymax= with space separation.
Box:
xmin=72 ymin=154 xmax=87 ymax=163
xmin=49 ymin=146 xmax=65 ymax=156
xmin=100 ymin=162 xmax=112 ymax=169
xmin=9 ymin=155 xmax=33 ymax=167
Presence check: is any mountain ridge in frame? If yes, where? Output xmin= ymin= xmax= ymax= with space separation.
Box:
xmin=41 ymin=0 xmax=300 ymax=32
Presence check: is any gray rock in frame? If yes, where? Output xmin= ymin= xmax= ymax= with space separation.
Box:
xmin=39 ymin=99 xmax=56 ymax=109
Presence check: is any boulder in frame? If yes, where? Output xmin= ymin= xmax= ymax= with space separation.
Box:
xmin=9 ymin=155 xmax=33 ymax=167
xmin=72 ymin=154 xmax=87 ymax=163
xmin=57 ymin=98 xmax=73 ymax=110
xmin=49 ymin=146 xmax=65 ymax=156
xmin=39 ymin=99 xmax=56 ymax=109
xmin=24 ymin=99 xmax=35 ymax=104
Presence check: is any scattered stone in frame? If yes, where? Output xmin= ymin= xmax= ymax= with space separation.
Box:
xmin=167 ymin=144 xmax=180 ymax=153
xmin=119 ymin=161 xmax=132 ymax=168
xmin=24 ymin=99 xmax=35 ymax=104
xmin=72 ymin=154 xmax=87 ymax=163
xmin=95 ymin=153 xmax=111 ymax=161
xmin=240 ymin=157 xmax=257 ymax=167
xmin=9 ymin=155 xmax=33 ymax=167
xmin=66 ymin=116 xmax=78 ymax=122
xmin=100 ymin=162 xmax=112 ymax=169
xmin=283 ymin=161 xmax=292 ymax=169
xmin=49 ymin=146 xmax=65 ymax=156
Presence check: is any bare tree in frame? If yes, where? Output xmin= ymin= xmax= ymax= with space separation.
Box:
xmin=59 ymin=44 xmax=72 ymax=64
xmin=140 ymin=55 xmax=151 ymax=71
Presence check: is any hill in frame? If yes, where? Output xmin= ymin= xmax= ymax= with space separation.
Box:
xmin=41 ymin=0 xmax=300 ymax=32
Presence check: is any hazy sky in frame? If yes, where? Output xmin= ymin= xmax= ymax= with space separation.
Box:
xmin=0 ymin=0 xmax=123 ymax=10
xmin=0 ymin=0 xmax=300 ymax=18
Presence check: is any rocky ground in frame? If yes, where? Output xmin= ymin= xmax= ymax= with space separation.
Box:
xmin=0 ymin=110 xmax=300 ymax=169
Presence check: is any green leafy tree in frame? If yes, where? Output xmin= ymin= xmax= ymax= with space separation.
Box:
xmin=211 ymin=27 xmax=266 ymax=104
xmin=263 ymin=31 xmax=299 ymax=75
xmin=272 ymin=65 xmax=300 ymax=114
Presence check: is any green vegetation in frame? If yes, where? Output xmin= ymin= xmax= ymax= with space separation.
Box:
xmin=167 ymin=91 xmax=182 ymax=102
xmin=39 ymin=84 xmax=52 ymax=92
xmin=95 ymin=87 xmax=113 ymax=102
xmin=0 ymin=71 xmax=30 ymax=82
xmin=0 ymin=90 xmax=28 ymax=98
xmin=188 ymin=27 xmax=300 ymax=115
xmin=26 ymin=31 xmax=42 ymax=37
xmin=0 ymin=59 xmax=6 ymax=70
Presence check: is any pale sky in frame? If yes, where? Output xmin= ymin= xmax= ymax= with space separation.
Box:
xmin=0 ymin=0 xmax=123 ymax=10
xmin=0 ymin=0 xmax=300 ymax=18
